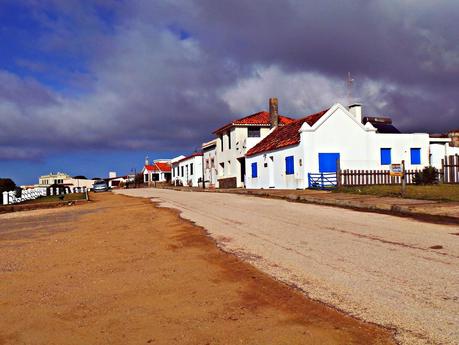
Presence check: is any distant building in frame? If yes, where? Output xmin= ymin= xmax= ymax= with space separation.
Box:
xmin=39 ymin=172 xmax=71 ymax=186
xmin=39 ymin=172 xmax=96 ymax=190
xmin=142 ymin=158 xmax=172 ymax=184
xmin=212 ymin=98 xmax=294 ymax=188
xmin=171 ymin=153 xmax=203 ymax=187
xmin=202 ymin=139 xmax=217 ymax=188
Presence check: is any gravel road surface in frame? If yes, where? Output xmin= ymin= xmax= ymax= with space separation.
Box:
xmin=117 ymin=188 xmax=459 ymax=345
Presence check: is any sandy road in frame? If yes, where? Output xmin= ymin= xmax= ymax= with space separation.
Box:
xmin=117 ymin=188 xmax=459 ymax=345
xmin=0 ymin=193 xmax=394 ymax=345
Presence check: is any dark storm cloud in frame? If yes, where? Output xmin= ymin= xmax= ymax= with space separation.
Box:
xmin=0 ymin=0 xmax=458 ymax=160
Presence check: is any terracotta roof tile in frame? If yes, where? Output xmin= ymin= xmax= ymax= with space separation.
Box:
xmin=246 ymin=109 xmax=328 ymax=156
xmin=144 ymin=162 xmax=171 ymax=172
xmin=213 ymin=111 xmax=294 ymax=134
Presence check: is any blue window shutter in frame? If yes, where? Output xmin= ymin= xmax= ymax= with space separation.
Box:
xmin=251 ymin=162 xmax=258 ymax=178
xmin=285 ymin=156 xmax=294 ymax=175
xmin=411 ymin=148 xmax=421 ymax=165
xmin=380 ymin=148 xmax=391 ymax=165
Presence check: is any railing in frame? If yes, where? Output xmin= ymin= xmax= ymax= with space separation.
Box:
xmin=339 ymin=169 xmax=419 ymax=186
xmin=2 ymin=186 xmax=87 ymax=205
xmin=308 ymin=173 xmax=337 ymax=190
xmin=2 ymin=187 xmax=47 ymax=205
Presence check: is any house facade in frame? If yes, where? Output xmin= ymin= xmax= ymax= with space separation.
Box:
xmin=245 ymin=103 xmax=430 ymax=189
xmin=213 ymin=98 xmax=294 ymax=188
xmin=142 ymin=159 xmax=172 ymax=184
xmin=171 ymin=153 xmax=203 ymax=187
xmin=202 ymin=139 xmax=218 ymax=188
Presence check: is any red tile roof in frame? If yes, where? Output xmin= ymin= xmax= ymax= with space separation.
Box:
xmin=213 ymin=111 xmax=295 ymax=134
xmin=246 ymin=109 xmax=329 ymax=156
xmin=144 ymin=162 xmax=171 ymax=172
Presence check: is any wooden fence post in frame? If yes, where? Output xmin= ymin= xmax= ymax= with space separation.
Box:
xmin=336 ymin=158 xmax=341 ymax=188
xmin=401 ymin=160 xmax=406 ymax=197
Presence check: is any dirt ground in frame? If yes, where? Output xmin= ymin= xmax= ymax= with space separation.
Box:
xmin=0 ymin=193 xmax=395 ymax=345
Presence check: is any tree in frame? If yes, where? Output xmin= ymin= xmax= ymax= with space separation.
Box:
xmin=0 ymin=178 xmax=16 ymax=194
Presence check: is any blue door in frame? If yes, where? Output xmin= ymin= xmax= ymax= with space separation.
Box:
xmin=318 ymin=153 xmax=340 ymax=173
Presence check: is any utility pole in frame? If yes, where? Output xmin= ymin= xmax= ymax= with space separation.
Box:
xmin=202 ymin=152 xmax=206 ymax=190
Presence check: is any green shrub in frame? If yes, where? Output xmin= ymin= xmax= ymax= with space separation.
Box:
xmin=413 ymin=167 xmax=438 ymax=185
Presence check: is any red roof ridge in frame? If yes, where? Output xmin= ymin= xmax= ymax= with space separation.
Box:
xmin=246 ymin=108 xmax=329 ymax=157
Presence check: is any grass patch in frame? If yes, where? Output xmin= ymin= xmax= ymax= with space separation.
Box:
xmin=22 ymin=193 xmax=87 ymax=204
xmin=335 ymin=184 xmax=459 ymax=202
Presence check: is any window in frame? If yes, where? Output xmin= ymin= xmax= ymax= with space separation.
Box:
xmin=211 ymin=158 xmax=214 ymax=168
xmin=228 ymin=131 xmax=231 ymax=150
xmin=181 ymin=166 xmax=184 ymax=177
xmin=190 ymin=163 xmax=194 ymax=175
xmin=220 ymin=135 xmax=223 ymax=151
xmin=285 ymin=156 xmax=294 ymax=175
xmin=380 ymin=148 xmax=391 ymax=165
xmin=411 ymin=148 xmax=421 ymax=165
xmin=251 ymin=162 xmax=258 ymax=178
xmin=248 ymin=126 xmax=261 ymax=138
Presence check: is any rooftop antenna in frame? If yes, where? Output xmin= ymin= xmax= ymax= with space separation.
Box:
xmin=347 ymin=72 xmax=355 ymax=105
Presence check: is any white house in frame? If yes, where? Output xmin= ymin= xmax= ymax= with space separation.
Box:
xmin=213 ymin=98 xmax=294 ymax=188
xmin=245 ymin=103 xmax=430 ymax=189
xmin=142 ymin=159 xmax=172 ymax=185
xmin=171 ymin=153 xmax=203 ymax=187
xmin=429 ymin=133 xmax=459 ymax=170
xmin=202 ymin=139 xmax=218 ymax=188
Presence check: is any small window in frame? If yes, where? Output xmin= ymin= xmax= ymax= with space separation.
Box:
xmin=211 ymin=158 xmax=214 ymax=168
xmin=285 ymin=156 xmax=294 ymax=175
xmin=410 ymin=148 xmax=421 ymax=165
xmin=228 ymin=131 xmax=231 ymax=150
xmin=181 ymin=166 xmax=184 ymax=177
xmin=220 ymin=135 xmax=223 ymax=151
xmin=190 ymin=163 xmax=194 ymax=175
xmin=248 ymin=127 xmax=261 ymax=138
xmin=380 ymin=148 xmax=391 ymax=165
xmin=251 ymin=162 xmax=258 ymax=178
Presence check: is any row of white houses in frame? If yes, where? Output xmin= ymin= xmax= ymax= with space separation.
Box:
xmin=148 ymin=98 xmax=459 ymax=189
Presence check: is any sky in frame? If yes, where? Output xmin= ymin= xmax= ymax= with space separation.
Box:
xmin=1 ymin=0 xmax=458 ymax=185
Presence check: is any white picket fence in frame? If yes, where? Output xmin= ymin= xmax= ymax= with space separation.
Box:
xmin=2 ymin=187 xmax=47 ymax=205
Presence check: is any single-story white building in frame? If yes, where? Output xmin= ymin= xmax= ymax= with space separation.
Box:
xmin=142 ymin=159 xmax=172 ymax=184
xmin=171 ymin=153 xmax=203 ymax=187
xmin=202 ymin=139 xmax=218 ymax=188
xmin=429 ymin=136 xmax=459 ymax=169
xmin=245 ymin=103 xmax=430 ymax=189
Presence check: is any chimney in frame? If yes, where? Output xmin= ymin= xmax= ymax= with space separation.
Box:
xmin=269 ymin=97 xmax=279 ymax=127
xmin=348 ymin=103 xmax=363 ymax=123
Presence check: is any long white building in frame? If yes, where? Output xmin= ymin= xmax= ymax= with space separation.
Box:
xmin=245 ymin=103 xmax=430 ymax=189
xmin=171 ymin=153 xmax=203 ymax=187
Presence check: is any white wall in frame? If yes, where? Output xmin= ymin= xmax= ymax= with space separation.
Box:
xmin=171 ymin=156 xmax=203 ymax=187
xmin=203 ymin=145 xmax=217 ymax=187
xmin=216 ymin=126 xmax=273 ymax=187
xmin=245 ymin=144 xmax=303 ymax=189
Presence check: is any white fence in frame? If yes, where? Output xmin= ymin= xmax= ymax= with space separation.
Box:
xmin=2 ymin=187 xmax=47 ymax=205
